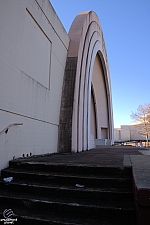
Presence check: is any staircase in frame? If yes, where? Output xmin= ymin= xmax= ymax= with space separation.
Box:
xmin=0 ymin=160 xmax=137 ymax=224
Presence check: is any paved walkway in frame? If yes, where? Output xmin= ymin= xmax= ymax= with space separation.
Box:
xmin=16 ymin=146 xmax=144 ymax=167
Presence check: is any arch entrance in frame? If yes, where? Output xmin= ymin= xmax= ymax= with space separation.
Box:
xmin=59 ymin=11 xmax=114 ymax=153
xmin=91 ymin=53 xmax=109 ymax=143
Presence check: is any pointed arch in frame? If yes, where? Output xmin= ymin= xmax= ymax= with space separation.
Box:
xmin=59 ymin=11 xmax=114 ymax=153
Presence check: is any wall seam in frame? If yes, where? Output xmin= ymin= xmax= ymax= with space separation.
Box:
xmin=0 ymin=109 xmax=58 ymax=126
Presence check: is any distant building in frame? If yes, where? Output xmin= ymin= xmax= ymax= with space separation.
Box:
xmin=114 ymin=124 xmax=150 ymax=143
xmin=0 ymin=0 xmax=114 ymax=170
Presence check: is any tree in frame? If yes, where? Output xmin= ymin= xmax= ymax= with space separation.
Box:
xmin=130 ymin=103 xmax=150 ymax=146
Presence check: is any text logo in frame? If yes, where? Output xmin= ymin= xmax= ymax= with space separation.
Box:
xmin=0 ymin=209 xmax=17 ymax=224
xmin=3 ymin=209 xmax=14 ymax=219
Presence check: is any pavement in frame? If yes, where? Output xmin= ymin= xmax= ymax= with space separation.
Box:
xmin=16 ymin=146 xmax=143 ymax=166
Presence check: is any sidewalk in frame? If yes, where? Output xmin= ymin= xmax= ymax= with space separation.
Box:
xmin=16 ymin=146 xmax=143 ymax=167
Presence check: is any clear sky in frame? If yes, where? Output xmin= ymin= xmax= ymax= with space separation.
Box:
xmin=50 ymin=0 xmax=150 ymax=128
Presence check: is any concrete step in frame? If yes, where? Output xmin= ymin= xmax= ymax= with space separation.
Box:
xmin=0 ymin=189 xmax=136 ymax=221
xmin=1 ymin=167 xmax=132 ymax=189
xmin=0 ymin=206 xmax=136 ymax=225
xmin=9 ymin=160 xmax=132 ymax=176
xmin=0 ymin=179 xmax=134 ymax=202
xmin=0 ymin=160 xmax=136 ymax=224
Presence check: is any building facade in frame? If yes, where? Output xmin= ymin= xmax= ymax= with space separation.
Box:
xmin=0 ymin=0 xmax=114 ymax=170
xmin=114 ymin=124 xmax=150 ymax=143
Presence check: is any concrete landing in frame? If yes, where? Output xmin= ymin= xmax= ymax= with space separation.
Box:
xmin=14 ymin=146 xmax=143 ymax=167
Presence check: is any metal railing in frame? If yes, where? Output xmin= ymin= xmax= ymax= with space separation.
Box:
xmin=0 ymin=123 xmax=23 ymax=136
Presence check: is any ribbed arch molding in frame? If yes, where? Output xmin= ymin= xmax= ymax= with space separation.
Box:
xmin=59 ymin=11 xmax=114 ymax=153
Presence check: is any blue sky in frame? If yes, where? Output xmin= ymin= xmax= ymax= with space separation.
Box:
xmin=50 ymin=0 xmax=150 ymax=128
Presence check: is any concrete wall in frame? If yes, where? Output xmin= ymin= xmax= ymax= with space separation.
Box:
xmin=114 ymin=126 xmax=130 ymax=142
xmin=0 ymin=0 xmax=69 ymax=170
xmin=130 ymin=125 xmax=147 ymax=141
xmin=120 ymin=129 xmax=130 ymax=142
xmin=114 ymin=129 xmax=121 ymax=142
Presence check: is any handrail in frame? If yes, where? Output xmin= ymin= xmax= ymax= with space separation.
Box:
xmin=0 ymin=123 xmax=23 ymax=136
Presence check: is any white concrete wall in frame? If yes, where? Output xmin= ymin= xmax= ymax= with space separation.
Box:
xmin=68 ymin=11 xmax=114 ymax=152
xmin=95 ymin=139 xmax=111 ymax=146
xmin=120 ymin=129 xmax=130 ymax=142
xmin=114 ymin=126 xmax=130 ymax=142
xmin=120 ymin=125 xmax=130 ymax=141
xmin=114 ymin=129 xmax=121 ymax=142
xmin=130 ymin=125 xmax=146 ymax=141
xmin=90 ymin=134 xmax=96 ymax=149
xmin=0 ymin=0 xmax=69 ymax=170
xmin=131 ymin=132 xmax=145 ymax=141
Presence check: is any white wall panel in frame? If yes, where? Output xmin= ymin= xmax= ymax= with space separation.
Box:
xmin=0 ymin=0 xmax=69 ymax=170
xmin=22 ymin=9 xmax=51 ymax=89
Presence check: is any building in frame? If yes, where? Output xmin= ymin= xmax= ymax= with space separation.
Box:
xmin=0 ymin=0 xmax=114 ymax=170
xmin=114 ymin=124 xmax=150 ymax=143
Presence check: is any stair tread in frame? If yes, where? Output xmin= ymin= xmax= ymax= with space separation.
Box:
xmin=0 ymin=163 xmax=136 ymax=223
xmin=0 ymin=188 xmax=135 ymax=210
xmin=2 ymin=167 xmax=131 ymax=179
xmin=9 ymin=161 xmax=132 ymax=175
xmin=0 ymin=206 xmax=136 ymax=225
xmin=0 ymin=179 xmax=133 ymax=193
